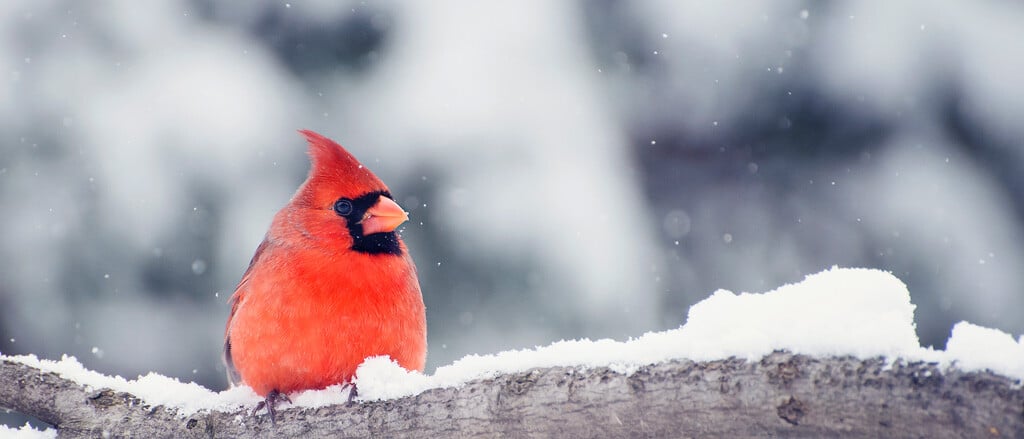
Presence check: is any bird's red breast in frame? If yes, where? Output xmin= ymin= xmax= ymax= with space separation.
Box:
xmin=224 ymin=130 xmax=426 ymax=396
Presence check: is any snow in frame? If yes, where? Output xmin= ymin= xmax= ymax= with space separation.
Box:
xmin=352 ymin=267 xmax=926 ymax=400
xmin=3 ymin=354 xmax=258 ymax=416
xmin=3 ymin=267 xmax=1022 ymax=413
xmin=945 ymin=322 xmax=1024 ymax=381
xmin=0 ymin=423 xmax=56 ymax=439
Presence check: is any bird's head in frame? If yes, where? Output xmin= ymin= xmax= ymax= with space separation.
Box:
xmin=283 ymin=130 xmax=409 ymax=255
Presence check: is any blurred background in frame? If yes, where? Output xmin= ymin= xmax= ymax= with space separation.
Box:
xmin=3 ymin=0 xmax=1024 ymax=427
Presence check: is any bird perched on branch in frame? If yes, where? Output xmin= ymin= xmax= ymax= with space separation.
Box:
xmin=223 ymin=130 xmax=426 ymax=423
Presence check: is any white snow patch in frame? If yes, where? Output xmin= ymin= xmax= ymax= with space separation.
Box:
xmin=352 ymin=356 xmax=434 ymax=401
xmin=0 ymin=423 xmax=56 ymax=439
xmin=288 ymin=383 xmax=355 ymax=409
xmin=352 ymin=267 xmax=1021 ymax=400
xmin=3 ymin=267 xmax=1021 ymax=410
xmin=2 ymin=354 xmax=258 ymax=416
xmin=945 ymin=321 xmax=1024 ymax=381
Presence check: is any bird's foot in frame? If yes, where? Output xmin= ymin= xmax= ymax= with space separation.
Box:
xmin=342 ymin=382 xmax=359 ymax=402
xmin=253 ymin=389 xmax=292 ymax=425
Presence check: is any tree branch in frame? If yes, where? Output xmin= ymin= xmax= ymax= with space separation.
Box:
xmin=3 ymin=352 xmax=1022 ymax=438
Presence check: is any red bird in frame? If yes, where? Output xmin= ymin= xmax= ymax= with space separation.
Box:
xmin=224 ymin=130 xmax=426 ymax=422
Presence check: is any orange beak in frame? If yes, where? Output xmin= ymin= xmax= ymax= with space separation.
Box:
xmin=360 ymin=196 xmax=409 ymax=235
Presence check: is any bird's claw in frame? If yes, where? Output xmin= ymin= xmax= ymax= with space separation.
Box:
xmin=342 ymin=382 xmax=359 ymax=403
xmin=253 ymin=389 xmax=292 ymax=425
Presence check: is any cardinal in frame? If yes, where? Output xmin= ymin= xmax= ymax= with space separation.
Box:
xmin=223 ymin=130 xmax=426 ymax=423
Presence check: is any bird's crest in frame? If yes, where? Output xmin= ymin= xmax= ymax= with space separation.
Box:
xmin=294 ymin=130 xmax=389 ymax=208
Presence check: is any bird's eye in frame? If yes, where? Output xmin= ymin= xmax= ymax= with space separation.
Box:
xmin=333 ymin=198 xmax=353 ymax=216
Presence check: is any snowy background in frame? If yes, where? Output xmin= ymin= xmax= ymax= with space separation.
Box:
xmin=2 ymin=0 xmax=1024 ymax=428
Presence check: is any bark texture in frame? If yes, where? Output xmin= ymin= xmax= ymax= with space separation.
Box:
xmin=2 ymin=352 xmax=1022 ymax=438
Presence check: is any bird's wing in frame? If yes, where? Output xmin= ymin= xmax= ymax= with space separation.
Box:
xmin=223 ymin=238 xmax=271 ymax=387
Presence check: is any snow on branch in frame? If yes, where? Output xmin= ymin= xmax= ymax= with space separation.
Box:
xmin=3 ymin=267 xmax=1023 ymax=437
xmin=3 ymin=352 xmax=1023 ymax=438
